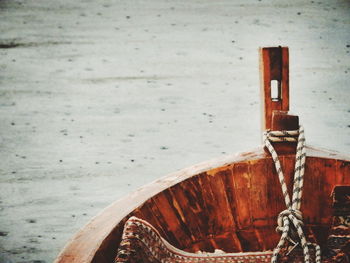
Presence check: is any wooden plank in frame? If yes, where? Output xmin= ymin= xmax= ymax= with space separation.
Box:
xmin=249 ymin=158 xmax=271 ymax=228
xmin=166 ymin=176 xmax=207 ymax=245
xmin=192 ymin=171 xmax=239 ymax=252
xmin=230 ymin=162 xmax=252 ymax=229
xmin=336 ymin=159 xmax=350 ymax=185
xmin=302 ymin=157 xmax=335 ymax=227
xmin=150 ymin=190 xmax=194 ymax=249
xmin=136 ymin=199 xmax=177 ymax=243
xmin=236 ymin=229 xmax=261 ymax=251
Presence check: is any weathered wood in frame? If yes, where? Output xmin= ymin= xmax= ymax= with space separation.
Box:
xmin=260 ymin=47 xmax=289 ymax=131
xmin=270 ymin=111 xmax=299 ymax=155
xmin=260 ymin=47 xmax=296 ymax=156
xmin=271 ymin=111 xmax=299 ymax=131
xmin=54 ymin=147 xmax=350 ymax=263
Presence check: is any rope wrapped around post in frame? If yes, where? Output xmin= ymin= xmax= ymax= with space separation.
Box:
xmin=263 ymin=126 xmax=321 ymax=263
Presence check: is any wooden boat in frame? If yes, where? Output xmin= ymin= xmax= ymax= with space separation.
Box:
xmin=55 ymin=47 xmax=350 ymax=263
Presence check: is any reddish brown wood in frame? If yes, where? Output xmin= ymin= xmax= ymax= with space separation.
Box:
xmin=270 ymin=111 xmax=299 ymax=155
xmin=260 ymin=47 xmax=289 ymax=131
xmin=271 ymin=111 xmax=299 ymax=131
xmin=54 ymin=147 xmax=350 ymax=263
xmin=260 ymin=47 xmax=297 ymax=156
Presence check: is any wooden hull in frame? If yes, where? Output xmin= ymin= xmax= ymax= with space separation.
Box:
xmin=55 ymin=146 xmax=350 ymax=263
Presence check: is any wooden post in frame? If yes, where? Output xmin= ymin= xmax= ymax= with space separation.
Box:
xmin=260 ymin=46 xmax=290 ymax=131
xmin=260 ymin=46 xmax=299 ymax=154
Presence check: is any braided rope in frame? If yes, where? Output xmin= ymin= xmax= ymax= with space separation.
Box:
xmin=264 ymin=126 xmax=321 ymax=263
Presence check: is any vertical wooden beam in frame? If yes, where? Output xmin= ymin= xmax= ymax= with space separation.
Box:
xmin=260 ymin=47 xmax=299 ymax=154
xmin=259 ymin=47 xmax=290 ymax=132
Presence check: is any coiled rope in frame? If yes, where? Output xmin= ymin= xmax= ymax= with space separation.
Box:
xmin=263 ymin=126 xmax=321 ymax=263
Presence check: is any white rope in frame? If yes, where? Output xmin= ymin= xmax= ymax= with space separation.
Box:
xmin=264 ymin=126 xmax=321 ymax=263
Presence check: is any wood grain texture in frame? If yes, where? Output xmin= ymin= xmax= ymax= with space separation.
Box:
xmin=260 ymin=47 xmax=289 ymax=131
xmin=54 ymin=146 xmax=350 ymax=263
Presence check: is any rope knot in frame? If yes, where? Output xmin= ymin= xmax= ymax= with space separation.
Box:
xmin=266 ymin=126 xmax=321 ymax=263
xmin=276 ymin=209 xmax=304 ymax=233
